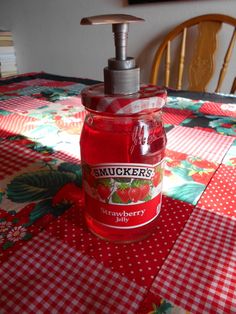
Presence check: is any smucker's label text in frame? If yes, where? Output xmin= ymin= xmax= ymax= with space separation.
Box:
xmin=92 ymin=165 xmax=155 ymax=179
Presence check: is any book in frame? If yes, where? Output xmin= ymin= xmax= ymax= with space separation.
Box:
xmin=0 ymin=30 xmax=17 ymax=78
xmin=0 ymin=40 xmax=14 ymax=47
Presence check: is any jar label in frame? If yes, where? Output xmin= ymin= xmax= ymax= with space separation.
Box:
xmin=83 ymin=161 xmax=164 ymax=229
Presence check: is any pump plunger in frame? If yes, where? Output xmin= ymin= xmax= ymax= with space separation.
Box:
xmin=80 ymin=14 xmax=144 ymax=95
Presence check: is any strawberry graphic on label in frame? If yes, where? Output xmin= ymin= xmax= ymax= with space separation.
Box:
xmin=97 ymin=183 xmax=111 ymax=200
xmin=139 ymin=184 xmax=150 ymax=200
xmin=129 ymin=186 xmax=141 ymax=203
xmin=116 ymin=184 xmax=130 ymax=203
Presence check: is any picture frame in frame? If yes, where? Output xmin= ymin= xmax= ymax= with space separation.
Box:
xmin=128 ymin=0 xmax=185 ymax=3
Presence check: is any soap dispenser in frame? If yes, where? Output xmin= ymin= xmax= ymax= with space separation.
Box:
xmin=80 ymin=14 xmax=167 ymax=242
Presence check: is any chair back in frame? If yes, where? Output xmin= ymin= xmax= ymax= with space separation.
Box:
xmin=150 ymin=14 xmax=236 ymax=93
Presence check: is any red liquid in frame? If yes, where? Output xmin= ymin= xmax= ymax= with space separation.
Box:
xmin=80 ymin=111 xmax=166 ymax=242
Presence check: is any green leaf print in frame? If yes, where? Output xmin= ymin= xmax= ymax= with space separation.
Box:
xmin=22 ymin=233 xmax=33 ymax=240
xmin=0 ymin=192 xmax=3 ymax=203
xmin=29 ymin=198 xmax=52 ymax=224
xmin=50 ymin=202 xmax=72 ymax=217
xmin=166 ymin=182 xmax=205 ymax=205
xmin=58 ymin=163 xmax=82 ymax=186
xmin=7 ymin=170 xmax=73 ymax=203
xmin=112 ymin=192 xmax=123 ymax=204
xmin=171 ymin=166 xmax=193 ymax=181
xmin=156 ymin=300 xmax=173 ymax=313
xmin=2 ymin=241 xmax=14 ymax=250
xmin=0 ymin=109 xmax=11 ymax=116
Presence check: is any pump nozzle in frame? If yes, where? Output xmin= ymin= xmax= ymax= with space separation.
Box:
xmin=81 ymin=14 xmax=144 ymax=95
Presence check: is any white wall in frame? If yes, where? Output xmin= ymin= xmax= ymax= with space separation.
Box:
xmin=0 ymin=0 xmax=235 ymax=92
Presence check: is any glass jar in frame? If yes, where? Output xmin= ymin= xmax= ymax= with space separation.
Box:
xmin=80 ymin=84 xmax=166 ymax=242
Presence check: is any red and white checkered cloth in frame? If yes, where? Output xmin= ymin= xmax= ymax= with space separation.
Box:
xmin=0 ymin=96 xmax=50 ymax=114
xmin=52 ymin=150 xmax=81 ymax=164
xmin=0 ymin=140 xmax=42 ymax=180
xmin=151 ymin=208 xmax=236 ymax=314
xmin=0 ymin=113 xmax=38 ymax=137
xmin=162 ymin=107 xmax=192 ymax=125
xmin=23 ymin=79 xmax=75 ymax=87
xmin=0 ymin=231 xmax=146 ymax=313
xmin=199 ymin=101 xmax=236 ymax=118
xmin=166 ymin=126 xmax=235 ymax=163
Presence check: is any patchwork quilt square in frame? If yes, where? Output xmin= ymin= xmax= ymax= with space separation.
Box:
xmin=45 ymin=196 xmax=194 ymax=288
xmin=0 ymin=96 xmax=51 ymax=114
xmin=162 ymin=107 xmax=192 ymax=125
xmin=0 ymin=140 xmax=42 ymax=181
xmin=163 ymin=150 xmax=219 ymax=205
xmin=0 ymin=232 xmax=146 ymax=313
xmin=0 ymin=113 xmax=38 ymax=138
xmin=199 ymin=101 xmax=236 ymax=118
xmin=63 ymin=83 xmax=87 ymax=94
xmin=150 ymin=208 xmax=236 ymax=314
xmin=197 ymin=164 xmax=236 ymax=218
xmin=181 ymin=114 xmax=236 ymax=137
xmin=166 ymin=96 xmax=203 ymax=112
xmin=23 ymin=79 xmax=75 ymax=87
xmin=222 ymin=139 xmax=236 ymax=166
xmin=166 ymin=126 xmax=234 ymax=163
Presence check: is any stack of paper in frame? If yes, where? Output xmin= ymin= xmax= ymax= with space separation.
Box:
xmin=0 ymin=30 xmax=18 ymax=78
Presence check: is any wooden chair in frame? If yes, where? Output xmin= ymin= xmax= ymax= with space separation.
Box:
xmin=230 ymin=77 xmax=236 ymax=93
xmin=150 ymin=14 xmax=236 ymax=93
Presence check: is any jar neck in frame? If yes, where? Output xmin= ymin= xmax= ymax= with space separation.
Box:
xmin=85 ymin=107 xmax=163 ymax=119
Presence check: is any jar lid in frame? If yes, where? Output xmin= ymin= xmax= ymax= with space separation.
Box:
xmin=81 ymin=84 xmax=166 ymax=115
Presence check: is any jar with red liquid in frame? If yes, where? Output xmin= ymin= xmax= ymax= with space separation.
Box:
xmin=80 ymin=14 xmax=167 ymax=242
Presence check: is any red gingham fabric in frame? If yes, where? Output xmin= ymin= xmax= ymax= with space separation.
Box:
xmin=23 ymin=78 xmax=75 ymax=87
xmin=197 ymin=164 xmax=236 ymax=218
xmin=166 ymin=126 xmax=234 ymax=163
xmin=0 ymin=96 xmax=50 ymax=114
xmin=151 ymin=208 xmax=236 ymax=314
xmin=0 ymin=232 xmax=146 ymax=313
xmin=0 ymin=140 xmax=42 ymax=180
xmin=0 ymin=113 xmax=38 ymax=137
xmin=52 ymin=150 xmax=81 ymax=164
xmin=0 ymin=83 xmax=28 ymax=93
xmin=199 ymin=101 xmax=236 ymax=118
xmin=163 ymin=107 xmax=192 ymax=125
